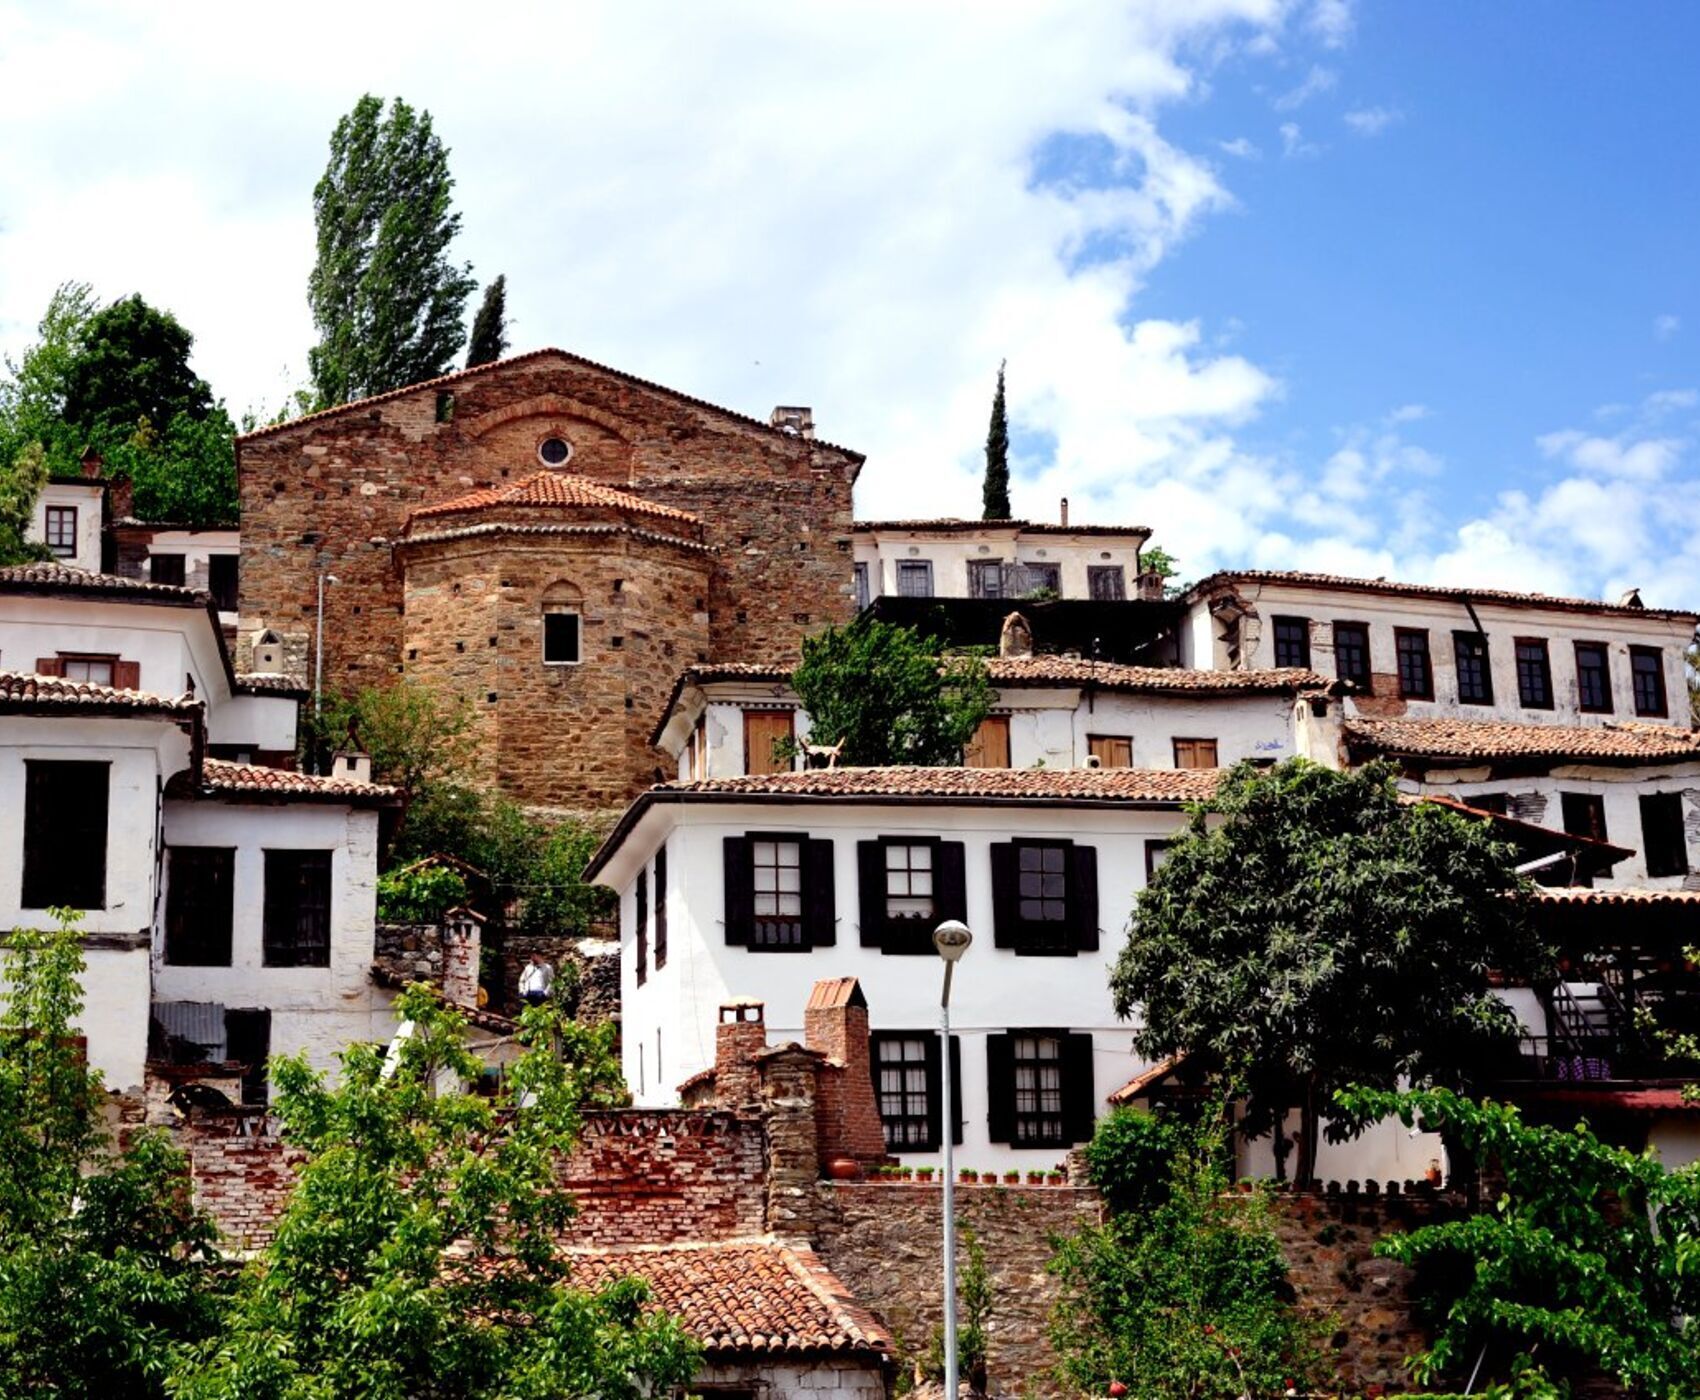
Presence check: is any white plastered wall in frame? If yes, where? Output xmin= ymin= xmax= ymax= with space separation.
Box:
xmin=854 ymin=526 xmax=1145 ymax=602
xmin=30 ymin=482 xmax=103 ymax=573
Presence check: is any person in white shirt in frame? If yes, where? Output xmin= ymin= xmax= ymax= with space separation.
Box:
xmin=518 ymin=954 xmax=555 ymax=1006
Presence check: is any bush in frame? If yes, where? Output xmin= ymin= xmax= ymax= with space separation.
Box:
xmin=376 ymin=863 xmax=468 ymax=923
xmin=1084 ymin=1106 xmax=1187 ymax=1214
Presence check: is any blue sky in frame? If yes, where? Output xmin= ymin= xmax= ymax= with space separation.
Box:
xmin=2 ymin=1 xmax=1697 ymax=607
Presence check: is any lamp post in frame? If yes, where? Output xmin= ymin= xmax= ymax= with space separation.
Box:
xmin=933 ymin=918 xmax=973 ymax=1400
xmin=313 ymin=571 xmax=338 ymax=773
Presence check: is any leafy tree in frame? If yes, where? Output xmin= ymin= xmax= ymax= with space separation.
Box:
xmin=790 ymin=617 xmax=993 ymax=766
xmin=1051 ymin=1111 xmax=1325 ymax=1399
xmin=1110 ymin=760 xmax=1550 ymax=1184
xmin=308 ymin=95 xmax=478 ymax=406
xmin=60 ymin=294 xmax=212 ymax=439
xmin=114 ymin=406 xmax=239 ymax=525
xmin=0 ymin=913 xmax=222 ymax=1397
xmin=466 ymin=274 xmax=510 ymax=367
xmin=0 ymin=442 xmax=51 ymax=565
xmin=982 ymin=360 xmax=1010 ymax=521
xmin=1338 ymin=1087 xmax=1700 ymax=1396
xmin=1083 ymin=1105 xmax=1188 ymax=1215
xmin=168 ymin=985 xmax=697 ymax=1398
xmin=376 ymin=863 xmax=470 ymax=923
xmin=0 ymin=281 xmax=97 ymax=470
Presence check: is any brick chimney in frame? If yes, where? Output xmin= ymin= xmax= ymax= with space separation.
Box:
xmin=714 ymin=1000 xmax=768 ymax=1107
xmin=804 ymin=977 xmax=887 ymax=1169
xmin=439 ymin=906 xmax=484 ymax=1008
xmin=1060 ymin=496 xmax=1069 ymax=527
xmin=769 ymin=406 xmax=815 ymax=440
xmin=80 ymin=449 xmax=104 ymax=480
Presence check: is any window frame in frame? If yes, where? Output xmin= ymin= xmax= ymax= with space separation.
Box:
xmin=1515 ymin=637 xmax=1554 ymax=711
xmin=853 ymin=561 xmax=870 ymax=610
xmin=1630 ymin=646 xmax=1668 ymax=718
xmin=44 ymin=505 xmax=77 ymax=556
xmin=1331 ymin=621 xmax=1372 ymax=692
xmin=150 ymin=553 xmax=187 ymax=587
xmin=1020 ymin=562 xmax=1062 ymax=597
xmin=1087 ymin=565 xmax=1126 ymax=601
xmin=1144 ymin=840 xmax=1172 ymax=881
xmin=967 ymin=559 xmax=1005 ymax=600
xmin=1271 ymin=615 xmax=1312 ymax=669
xmin=1574 ymin=641 xmax=1613 ymax=714
xmin=1559 ymin=792 xmax=1609 ymax=845
xmin=1395 ymin=627 xmax=1434 ymax=700
xmin=634 ymin=867 xmax=649 ymax=986
xmin=207 ymin=554 xmax=239 ymax=613
xmin=653 ymin=843 xmax=668 ymax=969
xmin=21 ymin=759 xmax=109 ymax=910
xmin=857 ymin=836 xmax=967 ymax=955
xmin=990 ymin=838 xmax=1099 ymax=956
xmin=1452 ymin=630 xmax=1494 ymax=706
xmin=164 ymin=846 xmax=236 ymax=967
xmin=723 ymin=832 xmax=836 ymax=954
xmin=895 ymin=560 xmax=934 ymax=598
xmin=541 ymin=608 xmax=582 ymax=666
xmin=1639 ymin=792 xmax=1690 ymax=878
xmin=869 ymin=1031 xmax=962 ymax=1153
xmin=985 ymin=1029 xmax=1095 ymax=1149
xmin=59 ymin=653 xmax=118 ymax=686
xmin=1087 ymin=734 xmax=1133 ymax=769
xmin=1172 ymin=737 xmax=1219 ymax=769
xmin=261 ymin=849 xmax=333 ymax=968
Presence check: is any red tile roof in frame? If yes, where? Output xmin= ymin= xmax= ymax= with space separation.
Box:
xmin=1187 ymin=568 xmax=1699 ymax=622
xmin=1529 ymin=886 xmax=1700 ymax=907
xmin=409 ymin=470 xmax=701 ymax=525
xmin=0 ymin=668 xmax=203 ymax=719
xmin=174 ymin=757 xmax=400 ymax=803
xmin=233 ymin=672 xmax=309 ymax=697
xmin=562 ymin=1241 xmax=893 ymax=1359
xmin=1107 ymin=1055 xmax=1187 ymax=1106
xmin=657 ymin=765 xmax=1221 ymax=803
xmin=986 ymin=657 xmax=1339 ymax=694
xmin=1345 ymin=716 xmax=1700 ymax=764
xmin=854 ymin=517 xmax=1150 ymax=538
xmin=0 ymin=561 xmax=208 ymax=606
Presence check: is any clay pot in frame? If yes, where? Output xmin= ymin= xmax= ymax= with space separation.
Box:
xmin=826 ymin=1157 xmax=861 ymax=1181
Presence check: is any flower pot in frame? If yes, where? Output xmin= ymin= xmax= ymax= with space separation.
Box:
xmin=826 ymin=1156 xmax=861 ymax=1181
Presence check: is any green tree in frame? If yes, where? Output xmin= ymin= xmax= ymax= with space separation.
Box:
xmin=118 ymin=406 xmax=239 ymax=525
xmin=0 ymin=442 xmax=51 ymax=565
xmin=1051 ymin=1111 xmax=1326 ymax=1399
xmin=168 ymin=985 xmax=698 ymax=1398
xmin=0 ymin=281 xmax=97 ymax=470
xmin=790 ymin=617 xmax=993 ymax=766
xmin=1110 ymin=760 xmax=1550 ymax=1184
xmin=0 ymin=913 xmax=222 ymax=1397
xmin=308 ymin=95 xmax=478 ymax=406
xmin=1338 ymin=1087 xmax=1700 ymax=1395
xmin=466 ymin=274 xmax=510 ymax=367
xmin=60 ymin=294 xmax=212 ymax=439
xmin=982 ymin=360 xmax=1010 ymax=520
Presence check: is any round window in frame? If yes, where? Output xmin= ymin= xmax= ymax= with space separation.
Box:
xmin=538 ymin=437 xmax=572 ymax=466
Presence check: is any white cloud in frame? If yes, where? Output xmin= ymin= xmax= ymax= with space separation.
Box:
xmin=1655 ymin=313 xmax=1681 ymax=341
xmin=1644 ymin=387 xmax=1698 ymax=416
xmin=1218 ymin=136 xmax=1261 ymax=159
xmin=1386 ymin=403 xmax=1429 ymax=424
xmin=1307 ymin=0 xmax=1355 ymax=48
xmin=1343 ymin=105 xmax=1401 ymax=136
xmin=1273 ymin=64 xmax=1337 ymax=111
xmin=1279 ymin=121 xmax=1320 ymax=158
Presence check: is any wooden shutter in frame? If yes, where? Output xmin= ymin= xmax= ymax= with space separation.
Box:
xmin=922 ymin=1033 xmax=944 ymax=1153
xmin=935 ymin=841 xmax=968 ymax=926
xmin=722 ymin=837 xmax=753 ymax=946
xmin=112 ymin=660 xmax=140 ymax=691
xmin=805 ymin=838 xmax=836 ymax=947
xmin=985 ymin=1033 xmax=1015 ymax=1143
xmin=635 ymin=869 xmax=648 ymax=987
xmin=989 ymin=843 xmax=1019 ymax=948
xmin=1071 ymin=845 xmax=1100 ymax=952
xmin=165 ymin=847 xmax=234 ymax=967
xmin=34 ymin=657 xmax=64 ymax=677
xmin=654 ymin=844 xmax=668 ymax=969
xmin=949 ymin=1034 xmax=963 ymax=1147
xmin=1061 ymin=1032 xmax=1097 ymax=1145
xmin=856 ymin=840 xmax=888 ymax=949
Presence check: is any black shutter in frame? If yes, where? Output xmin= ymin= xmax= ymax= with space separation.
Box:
xmin=1061 ymin=1032 xmax=1097 ymax=1146
xmin=935 ymin=841 xmax=968 ymax=925
xmin=1071 ymin=845 xmax=1100 ymax=952
xmin=806 ymin=838 xmax=836 ymax=947
xmin=986 ymin=1032 xmax=1015 ymax=1143
xmin=22 ymin=760 xmax=107 ymax=910
xmin=989 ymin=843 xmax=1019 ymax=948
xmin=923 ymin=1034 xmax=944 ymax=1153
xmin=165 ymin=848 xmax=234 ymax=967
xmin=654 ymin=844 xmax=668 ymax=969
xmin=722 ymin=837 xmax=753 ymax=946
xmin=857 ymin=840 xmax=888 ymax=950
xmin=949 ymin=1034 xmax=964 ymax=1147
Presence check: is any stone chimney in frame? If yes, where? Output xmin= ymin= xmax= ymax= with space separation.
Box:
xmin=1134 ymin=571 xmax=1166 ymax=601
xmin=252 ymin=629 xmax=286 ymax=673
xmin=714 ymin=1000 xmax=768 ymax=1107
xmin=770 ymin=406 xmax=815 ymax=440
xmin=80 ymin=449 xmax=104 ymax=480
xmin=756 ymin=1042 xmax=827 ymax=1240
xmin=999 ymin=610 xmax=1034 ymax=659
xmin=331 ymin=749 xmax=372 ymax=783
xmin=804 ymin=977 xmax=887 ymax=1169
xmin=439 ymin=906 xmax=484 ymax=1008
xmin=1292 ymin=693 xmax=1345 ymax=768
xmin=1060 ymin=496 xmax=1069 ymax=527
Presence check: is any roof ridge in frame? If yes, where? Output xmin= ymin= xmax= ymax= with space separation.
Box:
xmin=410 ymin=469 xmax=701 ymax=524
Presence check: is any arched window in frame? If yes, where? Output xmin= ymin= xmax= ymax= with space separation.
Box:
xmin=541 ymin=581 xmax=583 ymax=666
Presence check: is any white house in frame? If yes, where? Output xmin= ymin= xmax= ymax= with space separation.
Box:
xmin=29 ymin=475 xmax=105 ymax=573
xmin=111 ymin=519 xmax=242 ymax=620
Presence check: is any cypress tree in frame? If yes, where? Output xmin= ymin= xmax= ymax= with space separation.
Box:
xmin=982 ymin=360 xmax=1011 ymax=520
xmin=466 ymin=275 xmax=509 ymax=368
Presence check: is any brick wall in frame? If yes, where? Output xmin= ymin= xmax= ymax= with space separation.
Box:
xmin=185 ymin=1122 xmax=303 ymax=1253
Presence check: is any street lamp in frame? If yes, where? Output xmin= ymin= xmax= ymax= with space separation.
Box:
xmin=313 ymin=571 xmax=338 ymax=774
xmin=934 ymin=918 xmax=972 ymax=1400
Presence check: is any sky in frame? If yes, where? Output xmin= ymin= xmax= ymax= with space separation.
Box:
xmin=3 ymin=1 xmax=1698 ymax=607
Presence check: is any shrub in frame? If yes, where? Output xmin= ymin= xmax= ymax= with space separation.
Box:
xmin=376 ymin=863 xmax=468 ymax=923
xmin=1084 ymin=1106 xmax=1186 ymax=1214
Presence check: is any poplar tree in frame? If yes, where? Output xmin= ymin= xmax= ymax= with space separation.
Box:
xmin=981 ymin=360 xmax=1011 ymax=520
xmin=466 ymin=274 xmax=510 ymax=367
xmin=308 ymin=95 xmax=478 ymax=406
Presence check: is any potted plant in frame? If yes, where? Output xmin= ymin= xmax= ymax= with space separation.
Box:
xmin=1026 ymin=1169 xmax=1045 ymax=1185
xmin=1046 ymin=1169 xmax=1064 ymax=1186
xmin=1002 ymin=1169 xmax=1020 ymax=1185
xmin=917 ymin=1166 xmax=935 ymax=1183
xmin=897 ymin=1166 xmax=914 ymax=1182
xmin=959 ymin=1167 xmax=978 ymax=1184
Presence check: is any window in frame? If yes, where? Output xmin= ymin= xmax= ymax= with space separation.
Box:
xmin=743 ymin=709 xmax=794 ymax=776
xmin=1332 ymin=622 xmax=1371 ymax=691
xmin=1395 ymin=628 xmax=1433 ymax=700
xmin=722 ymin=834 xmax=835 ymax=952
xmin=1574 ymin=642 xmax=1612 ymax=714
xmin=542 ymin=609 xmax=581 ymax=665
xmin=208 ymin=555 xmax=239 ymax=613
xmin=165 ymin=847 xmax=235 ymax=966
xmin=963 ymin=715 xmax=1010 ymax=768
xmin=538 ymin=436 xmax=572 ymax=466
xmin=1560 ymin=792 xmax=1609 ymax=844
xmin=1087 ymin=735 xmax=1132 ymax=769
xmin=1640 ymin=793 xmax=1690 ymax=878
xmin=1630 ymin=647 xmax=1668 ymax=718
xmin=990 ymin=840 xmax=1098 ymax=955
xmin=853 ymin=562 xmax=870 ymax=610
xmin=654 ymin=844 xmax=668 ymax=969
xmin=986 ymin=1030 xmax=1094 ymax=1147
xmin=1453 ymin=631 xmax=1493 ymax=705
xmin=1465 ymin=792 xmax=1509 ymax=816
xmin=61 ymin=655 xmax=116 ymax=686
xmin=22 ymin=760 xmax=108 ymax=909
xmin=870 ymin=1032 xmax=961 ymax=1152
xmin=857 ymin=838 xmax=966 ymax=953
xmin=45 ymin=506 xmax=76 ymax=556
xmin=1272 ymin=616 xmax=1311 ymax=669
xmin=1515 ymin=639 xmax=1553 ymax=710
xmin=634 ymin=868 xmax=648 ymax=986
xmin=262 ymin=851 xmax=332 ymax=967
xmin=1173 ymin=737 xmax=1218 ymax=769
xmin=150 ymin=553 xmax=186 ymax=586
xmin=968 ymin=560 xmax=1005 ymax=599
xmin=1087 ymin=565 xmax=1126 ymax=601
xmin=1144 ymin=840 xmax=1171 ymax=880
xmin=896 ymin=560 xmax=933 ymax=597
xmin=1021 ymin=562 xmax=1061 ymax=596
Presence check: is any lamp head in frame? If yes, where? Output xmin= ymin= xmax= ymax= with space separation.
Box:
xmin=933 ymin=919 xmax=972 ymax=963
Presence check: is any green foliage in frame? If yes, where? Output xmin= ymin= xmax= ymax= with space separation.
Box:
xmin=0 ymin=281 xmax=98 ymax=466
xmin=1338 ymin=1087 xmax=1700 ymax=1396
xmin=167 ymin=984 xmax=695 ymax=1398
xmin=1083 ymin=1106 xmax=1187 ymax=1214
xmin=518 ymin=821 xmax=612 ymax=936
xmin=376 ymin=863 xmax=470 ymax=923
xmin=0 ymin=913 xmax=222 ymax=1397
xmin=923 ymin=1223 xmax=993 ymax=1392
xmin=308 ymin=95 xmax=478 ymax=406
xmin=123 ymin=406 xmax=239 ymax=525
xmin=0 ymin=441 xmax=51 ymax=565
xmin=1051 ymin=1116 xmax=1325 ymax=1399
xmin=466 ymin=274 xmax=510 ymax=367
xmin=1138 ymin=545 xmax=1188 ymax=599
xmin=308 ymin=679 xmax=478 ymax=808
xmin=1111 ymin=759 xmax=1550 ymax=1183
xmin=61 ymin=293 xmax=212 ymax=438
xmin=790 ymin=617 xmax=993 ymax=766
xmin=982 ymin=360 xmax=1011 ymax=521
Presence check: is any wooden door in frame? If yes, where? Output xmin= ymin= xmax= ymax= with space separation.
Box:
xmin=743 ymin=710 xmax=795 ymax=776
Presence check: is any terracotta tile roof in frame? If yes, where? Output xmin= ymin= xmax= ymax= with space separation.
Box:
xmin=234 ymin=347 xmax=865 ymax=461
xmin=657 ymin=765 xmax=1221 ymax=802
xmin=1410 ymin=794 xmax=1636 ymax=862
xmin=233 ymin=672 xmax=308 ymax=697
xmin=805 ymin=976 xmax=866 ymax=1011
xmin=409 ymin=470 xmax=701 ymax=524
xmin=855 ymin=517 xmax=1150 ymax=538
xmin=563 ymin=1240 xmax=893 ymax=1359
xmin=0 ymin=668 xmax=203 ymax=719
xmin=1529 ymin=886 xmax=1700 ymax=906
xmin=1502 ymin=1085 xmax=1700 ymax=1115
xmin=0 ymin=561 xmax=207 ymax=606
xmin=985 ymin=657 xmax=1339 ymax=694
xmin=1187 ymin=568 xmax=1700 ymax=622
xmin=1345 ymin=716 xmax=1700 ymax=764
xmin=399 ymin=521 xmax=715 ymax=553
xmin=1107 ymin=1054 xmax=1187 ymax=1106
xmin=172 ymin=757 xmax=400 ymax=803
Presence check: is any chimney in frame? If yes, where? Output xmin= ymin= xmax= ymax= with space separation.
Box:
xmin=999 ymin=610 xmax=1034 ymax=659
xmin=769 ymin=406 xmax=815 ymax=440
xmin=80 ymin=449 xmax=104 ymax=480
xmin=332 ymin=749 xmax=372 ymax=783
xmin=252 ymin=629 xmax=286 ymax=673
xmin=439 ymin=906 xmax=485 ymax=1008
xmin=1060 ymin=496 xmax=1069 ymax=527
xmin=1135 ymin=571 xmax=1166 ymax=601
xmin=714 ymin=1000 xmax=767 ymax=1107
xmin=803 ymin=977 xmax=886 ymax=1168
xmin=1617 ymin=587 xmax=1644 ymax=609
